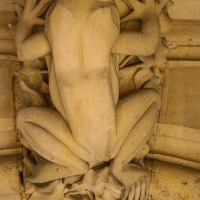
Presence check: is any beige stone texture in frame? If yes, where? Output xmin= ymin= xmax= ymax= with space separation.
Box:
xmin=0 ymin=156 xmax=21 ymax=200
xmin=167 ymin=22 xmax=200 ymax=46
xmin=0 ymin=1 xmax=22 ymax=197
xmin=149 ymin=123 xmax=200 ymax=170
xmin=168 ymin=46 xmax=200 ymax=61
xmin=151 ymin=161 xmax=200 ymax=200
xmin=168 ymin=0 xmax=200 ymax=20
xmin=0 ymin=59 xmax=19 ymax=151
xmin=12 ymin=0 xmax=170 ymax=199
xmin=160 ymin=61 xmax=200 ymax=129
xmin=0 ymin=65 xmax=14 ymax=118
xmin=0 ymin=0 xmax=16 ymax=55
xmin=167 ymin=21 xmax=200 ymax=60
xmin=0 ymin=131 xmax=17 ymax=150
xmin=0 ymin=0 xmax=200 ymax=200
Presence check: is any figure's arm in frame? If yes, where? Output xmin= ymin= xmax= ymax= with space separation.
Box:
xmin=112 ymin=0 xmax=169 ymax=56
xmin=14 ymin=0 xmax=52 ymax=61
xmin=16 ymin=30 xmax=51 ymax=61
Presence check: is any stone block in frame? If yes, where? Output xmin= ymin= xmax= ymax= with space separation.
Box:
xmin=167 ymin=21 xmax=200 ymax=46
xmin=0 ymin=39 xmax=15 ymax=55
xmin=0 ymin=64 xmax=14 ymax=118
xmin=0 ymin=156 xmax=21 ymax=198
xmin=154 ymin=123 xmax=200 ymax=163
xmin=0 ymin=25 xmax=15 ymax=40
xmin=0 ymin=0 xmax=15 ymax=12
xmin=160 ymin=61 xmax=200 ymax=129
xmin=0 ymin=118 xmax=15 ymax=132
xmin=168 ymin=0 xmax=200 ymax=20
xmin=0 ymin=131 xmax=17 ymax=150
xmin=0 ymin=11 xmax=16 ymax=25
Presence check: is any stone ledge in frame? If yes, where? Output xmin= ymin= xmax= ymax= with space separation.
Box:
xmin=168 ymin=60 xmax=200 ymax=68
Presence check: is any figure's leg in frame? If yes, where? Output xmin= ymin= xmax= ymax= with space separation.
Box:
xmin=110 ymin=89 xmax=161 ymax=191
xmin=111 ymin=89 xmax=161 ymax=160
xmin=17 ymin=107 xmax=90 ymax=183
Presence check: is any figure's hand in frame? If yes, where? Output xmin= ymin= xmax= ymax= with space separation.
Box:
xmin=23 ymin=153 xmax=85 ymax=184
xmin=121 ymin=0 xmax=171 ymax=23
xmin=23 ymin=153 xmax=70 ymax=183
xmin=13 ymin=0 xmax=53 ymax=27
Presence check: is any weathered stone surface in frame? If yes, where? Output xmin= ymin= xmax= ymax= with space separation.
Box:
xmin=166 ymin=20 xmax=200 ymax=61
xmin=168 ymin=0 xmax=200 ymax=20
xmin=0 ymin=11 xmax=16 ymax=25
xmin=160 ymin=61 xmax=200 ymax=129
xmin=0 ymin=131 xmax=17 ymax=150
xmin=151 ymin=161 xmax=200 ymax=200
xmin=0 ymin=118 xmax=15 ymax=132
xmin=0 ymin=0 xmax=15 ymax=12
xmin=0 ymin=60 xmax=18 ymax=150
xmin=0 ymin=25 xmax=15 ymax=40
xmin=12 ymin=0 xmax=171 ymax=199
xmin=0 ymin=0 xmax=16 ymax=25
xmin=0 ymin=194 xmax=21 ymax=200
xmin=0 ymin=40 xmax=15 ymax=55
xmin=154 ymin=123 xmax=200 ymax=163
xmin=167 ymin=21 xmax=200 ymax=46
xmin=0 ymin=156 xmax=21 ymax=199
xmin=0 ymin=0 xmax=200 ymax=200
xmin=168 ymin=46 xmax=200 ymax=61
xmin=0 ymin=64 xmax=14 ymax=118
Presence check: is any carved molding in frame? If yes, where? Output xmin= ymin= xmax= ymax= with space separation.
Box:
xmin=148 ymin=123 xmax=200 ymax=170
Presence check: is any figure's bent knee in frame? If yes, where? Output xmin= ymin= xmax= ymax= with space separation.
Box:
xmin=17 ymin=107 xmax=38 ymax=130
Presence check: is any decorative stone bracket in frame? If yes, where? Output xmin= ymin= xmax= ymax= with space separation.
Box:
xmin=13 ymin=0 xmax=174 ymax=199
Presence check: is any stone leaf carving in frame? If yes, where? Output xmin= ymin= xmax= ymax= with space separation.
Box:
xmin=15 ymin=59 xmax=50 ymax=108
xmin=13 ymin=0 xmax=172 ymax=199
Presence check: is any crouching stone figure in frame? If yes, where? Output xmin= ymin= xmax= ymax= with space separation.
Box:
xmin=14 ymin=0 xmax=170 ymax=199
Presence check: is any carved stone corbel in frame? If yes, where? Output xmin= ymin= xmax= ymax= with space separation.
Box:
xmin=13 ymin=0 xmax=173 ymax=199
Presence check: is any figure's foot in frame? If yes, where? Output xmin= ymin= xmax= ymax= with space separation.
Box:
xmin=24 ymin=154 xmax=88 ymax=184
xmin=110 ymin=163 xmax=150 ymax=199
xmin=126 ymin=176 xmax=151 ymax=200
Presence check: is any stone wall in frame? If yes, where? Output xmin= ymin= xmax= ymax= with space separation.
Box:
xmin=0 ymin=1 xmax=22 ymax=199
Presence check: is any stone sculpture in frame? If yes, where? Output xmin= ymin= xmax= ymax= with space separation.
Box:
xmin=13 ymin=0 xmax=172 ymax=199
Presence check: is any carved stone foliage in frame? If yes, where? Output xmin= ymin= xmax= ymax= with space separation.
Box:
xmin=13 ymin=0 xmax=172 ymax=199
